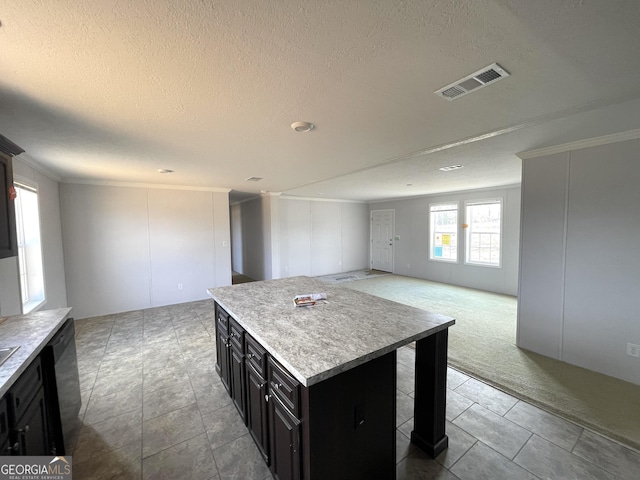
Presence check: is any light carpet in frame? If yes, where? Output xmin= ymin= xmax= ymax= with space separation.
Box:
xmin=344 ymin=274 xmax=640 ymax=451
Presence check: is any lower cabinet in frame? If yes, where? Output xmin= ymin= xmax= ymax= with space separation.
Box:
xmin=214 ymin=302 xmax=301 ymax=479
xmin=268 ymin=392 xmax=301 ymax=480
xmin=1 ymin=395 xmax=10 ymax=454
xmin=246 ymin=363 xmax=269 ymax=461
xmin=215 ymin=307 xmax=231 ymax=393
xmin=1 ymin=355 xmax=52 ymax=456
xmin=13 ymin=387 xmax=50 ymax=455
xmin=213 ymin=301 xmax=398 ymax=480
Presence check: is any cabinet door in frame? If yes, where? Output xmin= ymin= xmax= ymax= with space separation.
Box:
xmin=229 ymin=344 xmax=246 ymax=423
xmin=246 ymin=364 xmax=269 ymax=462
xmin=268 ymin=395 xmax=301 ymax=480
xmin=0 ymin=395 xmax=10 ymax=454
xmin=15 ymin=387 xmax=50 ymax=456
xmin=215 ymin=320 xmax=231 ymax=393
xmin=0 ymin=152 xmax=17 ymax=259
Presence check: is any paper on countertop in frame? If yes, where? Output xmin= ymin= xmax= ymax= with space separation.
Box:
xmin=293 ymin=293 xmax=328 ymax=307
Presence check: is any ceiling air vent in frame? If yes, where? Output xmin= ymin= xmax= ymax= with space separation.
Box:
xmin=435 ymin=63 xmax=509 ymax=101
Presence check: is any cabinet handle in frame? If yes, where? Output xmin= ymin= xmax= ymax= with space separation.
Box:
xmin=10 ymin=442 xmax=19 ymax=452
xmin=265 ymin=394 xmax=270 ymax=402
xmin=19 ymin=425 xmax=30 ymax=434
xmin=246 ymin=353 xmax=254 ymax=359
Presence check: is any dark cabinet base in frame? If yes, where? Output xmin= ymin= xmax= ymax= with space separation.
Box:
xmin=213 ymin=300 xmax=450 ymax=480
xmin=302 ymin=350 xmax=396 ymax=480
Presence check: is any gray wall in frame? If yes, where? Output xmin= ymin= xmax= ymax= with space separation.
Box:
xmin=0 ymin=158 xmax=67 ymax=316
xmin=231 ymin=195 xmax=370 ymax=280
xmin=518 ymin=137 xmax=640 ymax=385
xmin=369 ymin=186 xmax=521 ymax=296
xmin=60 ymin=183 xmax=231 ymax=319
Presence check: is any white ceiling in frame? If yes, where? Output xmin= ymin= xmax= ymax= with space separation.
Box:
xmin=1 ymin=1 xmax=640 ymax=203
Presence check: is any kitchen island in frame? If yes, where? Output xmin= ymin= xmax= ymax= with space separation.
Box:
xmin=208 ymin=276 xmax=455 ymax=480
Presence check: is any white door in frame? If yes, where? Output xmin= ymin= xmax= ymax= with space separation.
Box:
xmin=370 ymin=210 xmax=394 ymax=272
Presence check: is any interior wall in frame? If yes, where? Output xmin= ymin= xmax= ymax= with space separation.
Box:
xmin=369 ymin=186 xmax=521 ymax=296
xmin=233 ymin=196 xmax=369 ymax=281
xmin=0 ymin=158 xmax=67 ymax=316
xmin=60 ymin=183 xmax=231 ymax=319
xmin=279 ymin=198 xmax=369 ymax=278
xmin=518 ymin=136 xmax=640 ymax=385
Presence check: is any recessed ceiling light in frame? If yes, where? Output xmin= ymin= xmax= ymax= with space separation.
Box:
xmin=439 ymin=165 xmax=464 ymax=172
xmin=157 ymin=169 xmax=174 ymax=174
xmin=291 ymin=121 xmax=314 ymax=133
xmin=245 ymin=176 xmax=263 ymax=182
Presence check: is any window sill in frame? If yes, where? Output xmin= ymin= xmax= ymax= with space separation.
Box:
xmin=23 ymin=299 xmax=46 ymax=314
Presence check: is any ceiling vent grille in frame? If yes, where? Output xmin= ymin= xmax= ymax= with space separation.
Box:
xmin=435 ymin=63 xmax=509 ymax=101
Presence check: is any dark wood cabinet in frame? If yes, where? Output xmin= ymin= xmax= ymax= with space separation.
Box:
xmin=228 ymin=318 xmax=246 ymax=422
xmin=229 ymin=340 xmax=247 ymax=423
xmin=13 ymin=387 xmax=50 ymax=455
xmin=246 ymin=363 xmax=269 ymax=461
xmin=2 ymin=354 xmax=52 ymax=456
xmin=269 ymin=394 xmax=301 ymax=480
xmin=213 ymin=301 xmax=397 ymax=480
xmin=0 ymin=134 xmax=24 ymax=260
xmin=268 ymin=358 xmax=301 ymax=480
xmin=245 ymin=334 xmax=269 ymax=462
xmin=0 ymin=151 xmax=17 ymax=259
xmin=214 ymin=306 xmax=247 ymax=422
xmin=215 ymin=306 xmax=231 ymax=393
xmin=1 ymin=395 xmax=10 ymax=454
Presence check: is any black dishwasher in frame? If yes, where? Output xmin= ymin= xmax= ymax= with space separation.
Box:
xmin=46 ymin=318 xmax=82 ymax=455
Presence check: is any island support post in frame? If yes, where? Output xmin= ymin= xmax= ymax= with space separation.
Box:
xmin=411 ymin=328 xmax=449 ymax=457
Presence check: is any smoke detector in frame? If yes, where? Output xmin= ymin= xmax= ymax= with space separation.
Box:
xmin=291 ymin=121 xmax=314 ymax=133
xmin=435 ymin=63 xmax=509 ymax=101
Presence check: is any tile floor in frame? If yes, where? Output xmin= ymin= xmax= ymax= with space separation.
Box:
xmin=71 ymin=300 xmax=640 ymax=480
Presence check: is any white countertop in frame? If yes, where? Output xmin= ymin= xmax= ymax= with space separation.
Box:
xmin=0 ymin=308 xmax=73 ymax=397
xmin=208 ymin=276 xmax=454 ymax=386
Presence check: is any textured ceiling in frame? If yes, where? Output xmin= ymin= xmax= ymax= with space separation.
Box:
xmin=1 ymin=1 xmax=639 ymax=202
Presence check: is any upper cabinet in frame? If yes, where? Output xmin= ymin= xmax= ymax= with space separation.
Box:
xmin=0 ymin=134 xmax=25 ymax=259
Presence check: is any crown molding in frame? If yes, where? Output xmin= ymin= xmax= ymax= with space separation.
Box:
xmin=518 ymin=128 xmax=640 ymax=160
xmin=61 ymin=178 xmax=231 ymax=193
xmin=13 ymin=154 xmax=63 ymax=182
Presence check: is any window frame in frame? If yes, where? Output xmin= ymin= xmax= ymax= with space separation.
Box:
xmin=429 ymin=201 xmax=459 ymax=263
xmin=14 ymin=177 xmax=46 ymax=313
xmin=464 ymin=197 xmax=503 ymax=268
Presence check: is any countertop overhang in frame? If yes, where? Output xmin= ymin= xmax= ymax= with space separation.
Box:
xmin=0 ymin=308 xmax=73 ymax=397
xmin=208 ymin=276 xmax=455 ymax=386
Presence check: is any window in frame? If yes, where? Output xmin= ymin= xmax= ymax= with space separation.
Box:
xmin=465 ymin=198 xmax=502 ymax=267
xmin=429 ymin=203 xmax=458 ymax=262
xmin=14 ymin=181 xmax=45 ymax=313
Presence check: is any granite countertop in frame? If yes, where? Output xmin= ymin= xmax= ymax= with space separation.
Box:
xmin=0 ymin=308 xmax=73 ymax=397
xmin=208 ymin=276 xmax=455 ymax=387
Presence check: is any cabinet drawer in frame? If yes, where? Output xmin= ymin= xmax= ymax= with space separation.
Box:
xmin=9 ymin=356 xmax=43 ymax=421
xmin=228 ymin=317 xmax=244 ymax=352
xmin=245 ymin=334 xmax=267 ymax=376
xmin=215 ymin=303 xmax=229 ymax=332
xmin=268 ymin=357 xmax=300 ymax=419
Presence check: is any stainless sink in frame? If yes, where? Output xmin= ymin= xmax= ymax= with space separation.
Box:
xmin=0 ymin=346 xmax=20 ymax=367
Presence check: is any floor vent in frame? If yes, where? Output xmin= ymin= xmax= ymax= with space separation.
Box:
xmin=435 ymin=63 xmax=509 ymax=101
